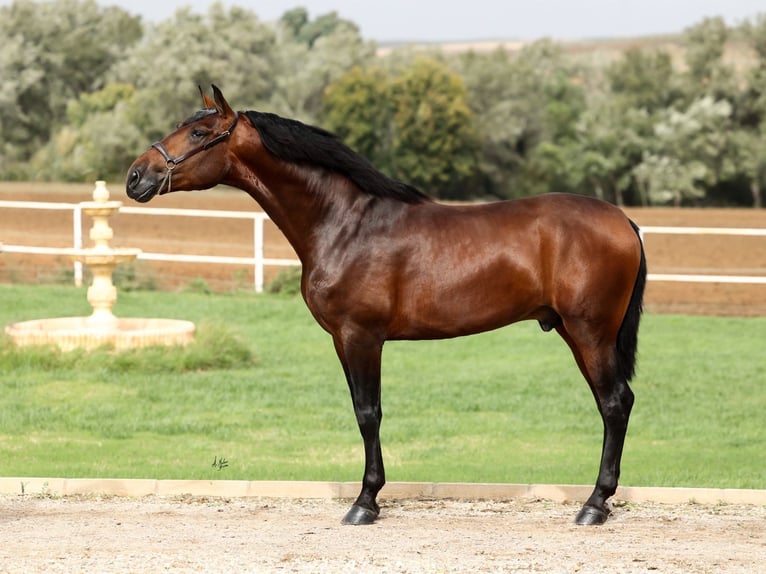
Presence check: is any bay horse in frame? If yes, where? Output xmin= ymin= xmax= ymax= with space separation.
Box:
xmin=126 ymin=85 xmax=646 ymax=526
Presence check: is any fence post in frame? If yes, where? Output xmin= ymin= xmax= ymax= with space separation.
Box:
xmin=254 ymin=214 xmax=265 ymax=293
xmin=73 ymin=204 xmax=83 ymax=287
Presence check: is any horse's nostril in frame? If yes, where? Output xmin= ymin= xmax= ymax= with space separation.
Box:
xmin=129 ymin=169 xmax=140 ymax=188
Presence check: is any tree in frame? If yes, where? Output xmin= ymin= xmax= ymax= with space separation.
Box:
xmin=572 ymin=99 xmax=653 ymax=205
xmin=110 ymin=3 xmax=277 ymax=142
xmin=278 ymin=7 xmax=310 ymax=40
xmin=388 ymin=57 xmax=480 ymax=199
xmin=279 ymin=7 xmax=361 ymax=47
xmin=456 ymin=41 xmax=585 ymax=198
xmin=606 ymin=47 xmax=680 ymax=112
xmin=320 ymin=66 xmax=394 ymax=171
xmin=0 ymin=34 xmax=44 ymax=177
xmin=516 ymin=63 xmax=586 ymax=197
xmin=633 ymin=153 xmax=707 ymax=206
xmin=0 ymin=0 xmax=141 ymax=176
xmin=454 ymin=48 xmax=528 ymax=198
xmin=682 ymin=17 xmax=737 ymax=102
xmin=634 ymin=97 xmax=733 ymax=205
xmin=323 ymin=57 xmax=481 ymax=199
xmin=727 ymin=128 xmax=766 ymax=207
xmin=30 ymin=84 xmax=143 ymax=181
xmin=269 ymin=10 xmax=376 ymax=122
xmin=735 ymin=13 xmax=766 ymax=207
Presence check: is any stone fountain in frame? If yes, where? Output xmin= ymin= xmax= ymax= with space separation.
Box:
xmin=5 ymin=181 xmax=195 ymax=351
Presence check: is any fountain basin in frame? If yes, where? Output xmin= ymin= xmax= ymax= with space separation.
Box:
xmin=67 ymin=248 xmax=142 ymax=266
xmin=80 ymin=200 xmax=124 ymax=217
xmin=5 ymin=317 xmax=196 ymax=352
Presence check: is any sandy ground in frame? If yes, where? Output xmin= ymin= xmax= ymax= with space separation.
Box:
xmin=1 ymin=495 xmax=765 ymax=573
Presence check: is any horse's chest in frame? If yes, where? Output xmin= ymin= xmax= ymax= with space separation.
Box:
xmin=302 ymin=265 xmax=393 ymax=333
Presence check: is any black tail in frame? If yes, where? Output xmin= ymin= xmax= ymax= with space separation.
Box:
xmin=615 ymin=220 xmax=646 ymax=383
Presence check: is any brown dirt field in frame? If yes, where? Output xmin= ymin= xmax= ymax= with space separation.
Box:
xmin=1 ymin=183 xmax=764 ymax=316
xmin=1 ymin=495 xmax=765 ymax=573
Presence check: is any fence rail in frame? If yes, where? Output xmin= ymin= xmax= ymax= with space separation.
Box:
xmin=2 ymin=200 xmax=765 ymax=291
xmin=0 ymin=200 xmax=299 ymax=292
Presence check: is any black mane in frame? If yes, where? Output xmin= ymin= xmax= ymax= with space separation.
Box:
xmin=243 ymin=111 xmax=431 ymax=204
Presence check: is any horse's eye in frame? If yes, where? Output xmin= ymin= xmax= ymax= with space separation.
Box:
xmin=190 ymin=129 xmax=207 ymax=140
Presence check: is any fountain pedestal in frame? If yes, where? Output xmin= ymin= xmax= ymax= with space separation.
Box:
xmin=5 ymin=181 xmax=195 ymax=351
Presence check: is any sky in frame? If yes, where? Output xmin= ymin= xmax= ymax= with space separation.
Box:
xmin=86 ymin=0 xmax=765 ymax=42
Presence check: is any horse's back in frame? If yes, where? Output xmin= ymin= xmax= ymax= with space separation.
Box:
xmin=421 ymin=193 xmax=641 ymax=272
xmin=480 ymin=193 xmax=634 ymax=235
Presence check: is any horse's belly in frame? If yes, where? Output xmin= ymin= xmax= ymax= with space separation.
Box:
xmin=387 ymin=265 xmax=541 ymax=340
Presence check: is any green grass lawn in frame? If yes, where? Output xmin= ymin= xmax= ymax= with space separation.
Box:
xmin=0 ymin=284 xmax=764 ymax=488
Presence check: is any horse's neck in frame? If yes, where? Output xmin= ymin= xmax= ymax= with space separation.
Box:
xmin=228 ymin=159 xmax=372 ymax=265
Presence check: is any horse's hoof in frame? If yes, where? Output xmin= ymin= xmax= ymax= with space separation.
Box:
xmin=341 ymin=505 xmax=379 ymax=525
xmin=575 ymin=505 xmax=609 ymax=526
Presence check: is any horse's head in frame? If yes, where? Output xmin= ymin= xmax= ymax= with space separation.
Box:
xmin=126 ymin=85 xmax=239 ymax=203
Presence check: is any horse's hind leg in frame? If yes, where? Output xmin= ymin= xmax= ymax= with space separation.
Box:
xmin=580 ymin=374 xmax=634 ymax=525
xmin=556 ymin=322 xmax=635 ymax=525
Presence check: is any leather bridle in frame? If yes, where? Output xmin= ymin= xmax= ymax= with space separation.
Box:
xmin=150 ymin=112 xmax=239 ymax=194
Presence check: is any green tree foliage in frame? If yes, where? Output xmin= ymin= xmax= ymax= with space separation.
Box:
xmin=454 ymin=48 xmax=528 ymax=198
xmin=513 ymin=45 xmax=587 ymax=197
xmin=321 ymin=66 xmax=394 ymax=170
xmin=322 ymin=58 xmax=480 ymax=199
xmin=634 ymin=97 xmax=733 ymax=205
xmin=736 ymin=14 xmax=766 ymax=207
xmin=572 ymin=100 xmax=653 ymax=205
xmin=280 ymin=7 xmax=361 ymax=47
xmin=456 ymin=41 xmax=585 ymax=199
xmin=388 ymin=58 xmax=480 ymax=198
xmin=683 ymin=17 xmax=737 ymax=101
xmin=1 ymin=1 xmax=765 ymax=206
xmin=269 ymin=9 xmax=375 ymax=122
xmin=0 ymin=34 xmax=43 ymax=178
xmin=606 ymin=48 xmax=681 ymax=112
xmin=30 ymin=84 xmax=143 ymax=181
xmin=110 ymin=3 xmax=277 ymax=142
xmin=0 ymin=0 xmax=141 ymax=176
xmin=633 ymin=153 xmax=707 ymax=206
xmin=729 ymin=127 xmax=766 ymax=208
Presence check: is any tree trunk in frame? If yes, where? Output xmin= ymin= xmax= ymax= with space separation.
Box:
xmin=612 ymin=177 xmax=624 ymax=207
xmin=636 ymin=178 xmax=649 ymax=207
xmin=591 ymin=178 xmax=604 ymax=201
xmin=751 ymin=180 xmax=762 ymax=208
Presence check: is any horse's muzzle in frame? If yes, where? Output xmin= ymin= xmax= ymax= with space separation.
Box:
xmin=126 ymin=167 xmax=158 ymax=203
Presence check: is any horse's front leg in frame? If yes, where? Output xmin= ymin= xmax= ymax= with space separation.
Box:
xmin=333 ymin=332 xmax=385 ymax=525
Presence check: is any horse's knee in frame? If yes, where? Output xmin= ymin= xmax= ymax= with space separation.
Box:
xmin=354 ymin=405 xmax=382 ymax=436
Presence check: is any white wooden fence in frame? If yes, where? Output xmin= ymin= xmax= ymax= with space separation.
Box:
xmin=1 ymin=200 xmax=765 ymax=291
xmin=0 ymin=201 xmax=299 ymax=292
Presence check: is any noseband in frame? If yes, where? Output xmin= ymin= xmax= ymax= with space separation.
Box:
xmin=150 ymin=112 xmax=239 ymax=194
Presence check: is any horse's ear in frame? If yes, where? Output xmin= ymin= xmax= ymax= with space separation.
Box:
xmin=199 ymin=85 xmax=216 ymax=109
xmin=211 ymin=84 xmax=234 ymax=119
